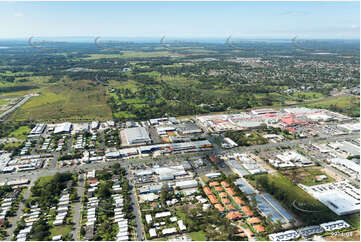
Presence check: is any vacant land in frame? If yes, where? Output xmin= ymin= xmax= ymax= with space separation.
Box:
xmin=189 ymin=231 xmax=206 ymax=241
xmin=9 ymin=125 xmax=31 ymax=140
xmin=305 ymin=95 xmax=360 ymax=117
xmin=10 ymin=80 xmax=112 ymax=122
xmin=280 ymin=167 xmax=335 ymax=186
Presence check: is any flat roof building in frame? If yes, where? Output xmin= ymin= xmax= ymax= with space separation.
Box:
xmin=269 ymin=230 xmax=300 ymax=241
xmin=124 ymin=127 xmax=151 ymax=144
xmin=176 ymin=180 xmax=198 ymax=189
xmin=54 ymin=122 xmax=72 ymax=134
xmin=300 ymin=181 xmax=360 ymax=216
xmin=320 ymin=220 xmax=350 ymax=231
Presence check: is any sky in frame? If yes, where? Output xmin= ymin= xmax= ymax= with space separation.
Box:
xmin=0 ymin=1 xmax=359 ymax=39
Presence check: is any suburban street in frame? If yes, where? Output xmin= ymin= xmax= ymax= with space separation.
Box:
xmin=5 ymin=179 xmax=36 ymax=240
xmin=130 ymin=186 xmax=144 ymax=241
xmin=71 ymin=174 xmax=85 ymax=240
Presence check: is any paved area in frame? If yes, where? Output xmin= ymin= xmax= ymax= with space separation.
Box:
xmin=71 ymin=175 xmax=85 ymax=240
xmin=130 ymin=185 xmax=144 ymax=240
xmin=6 ymin=179 xmax=35 ymax=240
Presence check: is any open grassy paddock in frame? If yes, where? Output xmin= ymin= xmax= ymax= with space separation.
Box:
xmin=280 ymin=167 xmax=335 ymax=186
xmin=10 ymin=80 xmax=112 ymax=122
xmin=8 ymin=125 xmax=31 ymax=140
xmin=305 ymin=95 xmax=360 ymax=117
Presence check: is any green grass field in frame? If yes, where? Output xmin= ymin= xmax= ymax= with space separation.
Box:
xmin=189 ymin=231 xmax=206 ymax=241
xmin=82 ymin=51 xmax=174 ymax=60
xmin=305 ymin=95 xmax=360 ymax=117
xmin=10 ymin=81 xmax=112 ymax=122
xmin=49 ymin=224 xmax=73 ymax=238
xmin=9 ymin=125 xmax=31 ymax=140
xmin=291 ymin=91 xmax=325 ymax=100
xmin=3 ymin=141 xmax=22 ymax=150
xmin=0 ymin=98 xmax=8 ymax=105
xmin=15 ymin=75 xmax=52 ymax=83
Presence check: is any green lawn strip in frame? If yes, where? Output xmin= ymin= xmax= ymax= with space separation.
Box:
xmin=8 ymin=125 xmax=31 ymax=140
xmin=189 ymin=230 xmax=206 ymax=241
xmin=49 ymin=224 xmax=73 ymax=238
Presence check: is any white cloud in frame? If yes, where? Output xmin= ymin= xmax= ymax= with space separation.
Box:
xmin=14 ymin=12 xmax=24 ymax=17
xmin=351 ymin=24 xmax=359 ymax=30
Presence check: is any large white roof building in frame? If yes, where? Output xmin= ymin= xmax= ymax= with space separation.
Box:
xmin=299 ymin=181 xmax=360 ymax=216
xmin=54 ymin=122 xmax=72 ymax=134
xmin=124 ymin=127 xmax=151 ymax=144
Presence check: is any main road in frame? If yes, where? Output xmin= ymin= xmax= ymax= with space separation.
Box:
xmin=0 ymin=133 xmax=358 ymax=183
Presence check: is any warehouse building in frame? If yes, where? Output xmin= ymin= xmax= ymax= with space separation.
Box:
xmin=91 ymin=121 xmax=99 ymax=130
xmin=251 ymin=108 xmax=278 ymax=115
xmin=299 ymin=181 xmax=360 ymax=216
xmin=177 ymin=124 xmax=202 ymax=135
xmin=29 ymin=123 xmax=47 ymax=138
xmin=175 ymin=180 xmax=198 ymax=189
xmin=124 ymin=127 xmax=151 ymax=145
xmin=54 ymin=122 xmax=72 ymax=134
xmin=338 ymin=122 xmax=360 ymax=134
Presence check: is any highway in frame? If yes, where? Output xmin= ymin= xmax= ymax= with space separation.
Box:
xmin=0 ymin=94 xmax=37 ymax=120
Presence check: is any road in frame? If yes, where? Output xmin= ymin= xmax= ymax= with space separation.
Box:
xmin=67 ymin=136 xmax=73 ymax=153
xmin=130 ymin=185 xmax=144 ymax=240
xmin=99 ymin=130 xmax=105 ymax=150
xmin=0 ymin=94 xmax=37 ymax=120
xmin=6 ymin=179 xmax=35 ymax=240
xmin=51 ymin=152 xmax=59 ymax=168
xmin=71 ymin=175 xmax=85 ymax=240
xmin=1 ymin=134 xmax=358 ymax=183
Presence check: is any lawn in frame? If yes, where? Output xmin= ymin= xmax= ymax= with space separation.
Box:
xmin=291 ymin=91 xmax=324 ymax=100
xmin=3 ymin=141 xmax=22 ymax=150
xmin=36 ymin=176 xmax=54 ymax=186
xmin=189 ymin=231 xmax=206 ymax=241
xmin=9 ymin=125 xmax=31 ymax=140
xmin=49 ymin=224 xmax=73 ymax=238
xmin=113 ymin=111 xmax=137 ymax=120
